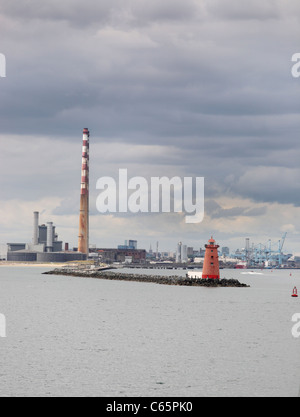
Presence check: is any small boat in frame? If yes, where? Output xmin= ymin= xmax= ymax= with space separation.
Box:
xmin=235 ymin=261 xmax=247 ymax=269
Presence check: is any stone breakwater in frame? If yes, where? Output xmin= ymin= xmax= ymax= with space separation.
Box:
xmin=43 ymin=269 xmax=250 ymax=288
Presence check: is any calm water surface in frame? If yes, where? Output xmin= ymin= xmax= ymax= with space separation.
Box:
xmin=0 ymin=266 xmax=299 ymax=397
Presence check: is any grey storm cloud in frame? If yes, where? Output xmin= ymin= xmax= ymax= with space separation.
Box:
xmin=235 ymin=166 xmax=300 ymax=206
xmin=1 ymin=1 xmax=298 ymax=142
xmin=0 ymin=0 xmax=300 ymax=249
xmin=2 ymin=0 xmax=299 ymax=25
xmin=206 ymin=0 xmax=280 ymax=20
xmin=206 ymin=199 xmax=267 ymax=219
xmin=0 ymin=0 xmax=200 ymax=26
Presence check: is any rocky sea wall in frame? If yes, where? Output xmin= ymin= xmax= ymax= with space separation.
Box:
xmin=43 ymin=269 xmax=250 ymax=288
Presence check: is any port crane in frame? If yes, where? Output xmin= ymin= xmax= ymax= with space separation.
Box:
xmin=278 ymin=232 xmax=287 ymax=266
xmin=241 ymin=233 xmax=288 ymax=267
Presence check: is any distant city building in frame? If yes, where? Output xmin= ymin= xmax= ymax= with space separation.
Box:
xmin=199 ymin=248 xmax=206 ymax=257
xmin=129 ymin=240 xmax=137 ymax=250
xmin=187 ymin=247 xmax=194 ymax=258
xmin=182 ymin=245 xmax=188 ymax=263
xmin=118 ymin=240 xmax=138 ymax=250
xmin=97 ymin=248 xmax=146 ymax=264
xmin=176 ymin=242 xmax=182 ymax=263
xmin=176 ymin=242 xmax=188 ymax=263
xmin=222 ymin=247 xmax=230 ymax=256
xmin=149 ymin=244 xmax=153 ymax=255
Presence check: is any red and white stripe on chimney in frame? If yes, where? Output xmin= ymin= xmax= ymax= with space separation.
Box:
xmin=78 ymin=128 xmax=90 ymax=255
xmin=80 ymin=128 xmax=89 ymax=195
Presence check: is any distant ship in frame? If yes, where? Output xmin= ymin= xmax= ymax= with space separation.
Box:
xmin=235 ymin=261 xmax=247 ymax=269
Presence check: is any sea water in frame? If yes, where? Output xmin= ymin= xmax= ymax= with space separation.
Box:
xmin=0 ymin=266 xmax=299 ymax=397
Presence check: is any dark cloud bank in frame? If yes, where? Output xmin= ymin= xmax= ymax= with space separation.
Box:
xmin=0 ymin=0 xmax=300 ymax=248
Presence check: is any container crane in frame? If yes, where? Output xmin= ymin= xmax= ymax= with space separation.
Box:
xmin=278 ymin=233 xmax=287 ymax=266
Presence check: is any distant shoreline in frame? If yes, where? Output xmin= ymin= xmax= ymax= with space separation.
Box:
xmin=0 ymin=261 xmax=66 ymax=268
xmin=1 ymin=261 xmax=299 ymax=270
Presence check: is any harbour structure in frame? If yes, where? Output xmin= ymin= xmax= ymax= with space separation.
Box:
xmin=202 ymin=237 xmax=220 ymax=279
xmin=233 ymin=235 xmax=291 ymax=268
xmin=78 ymin=128 xmax=90 ymax=257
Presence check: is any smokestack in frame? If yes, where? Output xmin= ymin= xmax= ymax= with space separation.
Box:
xmin=33 ymin=211 xmax=39 ymax=245
xmin=46 ymin=222 xmax=54 ymax=252
xmin=78 ymin=128 xmax=90 ymax=255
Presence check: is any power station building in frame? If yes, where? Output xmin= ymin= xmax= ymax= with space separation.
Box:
xmin=7 ymin=129 xmax=91 ymax=263
xmin=7 ymin=211 xmax=85 ymax=263
xmin=5 ymin=128 xmax=147 ymax=264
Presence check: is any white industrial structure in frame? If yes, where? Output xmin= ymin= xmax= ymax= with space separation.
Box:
xmin=176 ymin=242 xmax=188 ymax=263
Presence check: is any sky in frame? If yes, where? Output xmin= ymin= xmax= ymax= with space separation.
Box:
xmin=0 ymin=0 xmax=299 ymax=254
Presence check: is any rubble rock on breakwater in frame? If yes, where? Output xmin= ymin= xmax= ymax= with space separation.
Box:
xmin=43 ymin=269 xmax=250 ymax=288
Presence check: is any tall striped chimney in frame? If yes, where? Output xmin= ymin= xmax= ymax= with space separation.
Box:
xmin=78 ymin=128 xmax=90 ymax=255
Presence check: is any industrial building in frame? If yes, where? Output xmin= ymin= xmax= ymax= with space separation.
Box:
xmin=6 ymin=129 xmax=92 ymax=263
xmin=3 ymin=129 xmax=149 ymax=264
xmin=6 ymin=211 xmax=85 ymax=263
xmin=97 ymin=248 xmax=146 ymax=264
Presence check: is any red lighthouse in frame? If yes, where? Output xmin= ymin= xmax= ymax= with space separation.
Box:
xmin=202 ymin=237 xmax=220 ymax=280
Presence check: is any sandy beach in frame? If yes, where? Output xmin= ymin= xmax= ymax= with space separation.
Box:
xmin=0 ymin=261 xmax=65 ymax=268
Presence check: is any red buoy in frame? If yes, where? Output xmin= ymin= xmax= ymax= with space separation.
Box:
xmin=292 ymin=287 xmax=298 ymax=298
